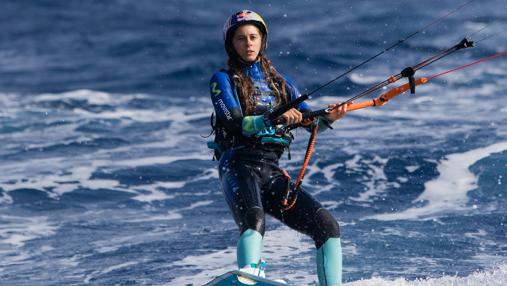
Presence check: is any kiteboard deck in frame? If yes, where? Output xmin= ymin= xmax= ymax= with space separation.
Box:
xmin=204 ymin=270 xmax=288 ymax=285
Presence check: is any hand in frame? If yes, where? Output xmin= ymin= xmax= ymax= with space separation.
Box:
xmin=281 ymin=108 xmax=303 ymax=125
xmin=324 ymin=102 xmax=349 ymax=122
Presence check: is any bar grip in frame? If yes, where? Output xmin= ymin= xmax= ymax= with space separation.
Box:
xmin=265 ymin=93 xmax=309 ymax=121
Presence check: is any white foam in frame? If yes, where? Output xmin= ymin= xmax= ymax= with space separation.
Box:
xmin=321 ymin=161 xmax=345 ymax=182
xmin=129 ymin=200 xmax=214 ymax=224
xmin=165 ymin=200 xmax=214 ymax=220
xmin=68 ymin=100 xmax=210 ymax=124
xmin=0 ymin=215 xmax=58 ymax=274
xmin=0 ymin=158 xmax=120 ymax=198
xmin=321 ymin=200 xmax=340 ymax=210
xmin=344 ymin=264 xmax=507 ymax=286
xmin=352 ymin=156 xmax=390 ymax=202
xmin=0 ymin=93 xmax=19 ymax=117
xmin=341 ymin=155 xmax=401 ymax=203
xmin=0 ymin=143 xmax=215 ymax=203
xmin=0 ymin=215 xmax=58 ymax=248
xmin=405 ymin=165 xmax=420 ymax=173
xmin=115 ymin=154 xmax=207 ymax=167
xmin=0 ymin=249 xmax=31 ymax=265
xmin=0 ymin=192 xmax=13 ymax=204
xmin=168 ymin=246 xmax=237 ymax=285
xmin=58 ymin=254 xmax=81 ymax=268
xmin=131 ymin=188 xmax=174 ymax=203
xmin=84 ymin=261 xmax=138 ymax=284
xmin=372 ymin=140 xmax=507 ymax=220
xmin=92 ymin=228 xmax=177 ymax=254
xmin=36 ymin=89 xmax=118 ymax=105
xmin=349 ymin=73 xmax=385 ymax=85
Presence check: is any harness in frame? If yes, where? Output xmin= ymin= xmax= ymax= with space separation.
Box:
xmin=207 ymin=69 xmax=294 ymax=160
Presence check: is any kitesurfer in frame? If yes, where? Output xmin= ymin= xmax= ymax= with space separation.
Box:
xmin=209 ymin=10 xmax=347 ymax=285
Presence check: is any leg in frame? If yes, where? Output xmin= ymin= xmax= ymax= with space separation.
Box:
xmin=219 ymin=151 xmax=266 ymax=269
xmin=237 ymin=208 xmax=264 ymax=268
xmin=316 ymin=236 xmax=342 ymax=286
xmin=263 ymin=175 xmax=342 ymax=285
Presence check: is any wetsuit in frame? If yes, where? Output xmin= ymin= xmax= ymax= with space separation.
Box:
xmin=210 ymin=62 xmax=342 ymax=285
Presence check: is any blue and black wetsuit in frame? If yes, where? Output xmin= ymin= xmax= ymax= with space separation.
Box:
xmin=210 ymin=62 xmax=342 ymax=285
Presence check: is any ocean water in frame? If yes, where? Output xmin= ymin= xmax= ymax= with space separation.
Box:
xmin=1 ymin=0 xmax=506 ymax=285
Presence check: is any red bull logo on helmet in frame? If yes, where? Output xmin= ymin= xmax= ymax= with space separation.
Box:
xmin=223 ymin=10 xmax=268 ymax=40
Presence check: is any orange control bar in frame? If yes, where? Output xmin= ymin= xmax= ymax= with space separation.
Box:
xmin=348 ymin=77 xmax=429 ymax=111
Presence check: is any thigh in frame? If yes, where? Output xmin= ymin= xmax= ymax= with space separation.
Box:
xmin=263 ymin=176 xmax=322 ymax=232
xmin=263 ymin=175 xmax=339 ymax=247
xmin=219 ymin=150 xmax=264 ymax=229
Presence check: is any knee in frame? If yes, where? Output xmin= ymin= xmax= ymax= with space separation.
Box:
xmin=240 ymin=207 xmax=266 ymax=236
xmin=314 ymin=208 xmax=340 ymax=249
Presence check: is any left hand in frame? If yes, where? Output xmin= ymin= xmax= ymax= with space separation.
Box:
xmin=324 ymin=102 xmax=349 ymax=122
xmin=281 ymin=108 xmax=303 ymax=125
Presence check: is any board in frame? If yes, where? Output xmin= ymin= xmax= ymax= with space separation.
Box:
xmin=204 ymin=270 xmax=288 ymax=286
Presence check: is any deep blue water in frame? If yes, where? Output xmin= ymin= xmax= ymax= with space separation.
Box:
xmin=1 ymin=1 xmax=506 ymax=285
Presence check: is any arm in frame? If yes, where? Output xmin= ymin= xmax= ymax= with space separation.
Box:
xmin=210 ymin=71 xmax=243 ymax=135
xmin=209 ymin=71 xmax=272 ymax=137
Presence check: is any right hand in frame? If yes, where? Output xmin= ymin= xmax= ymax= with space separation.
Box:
xmin=324 ymin=102 xmax=349 ymax=122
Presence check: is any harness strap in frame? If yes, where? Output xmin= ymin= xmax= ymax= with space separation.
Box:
xmin=282 ymin=122 xmax=319 ymax=211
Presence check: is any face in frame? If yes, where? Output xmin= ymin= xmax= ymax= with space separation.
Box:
xmin=232 ymin=24 xmax=263 ymax=63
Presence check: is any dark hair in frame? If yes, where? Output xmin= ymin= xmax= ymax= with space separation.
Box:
xmin=225 ymin=27 xmax=288 ymax=115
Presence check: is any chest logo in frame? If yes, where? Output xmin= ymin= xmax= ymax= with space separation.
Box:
xmin=211 ymin=82 xmax=221 ymax=97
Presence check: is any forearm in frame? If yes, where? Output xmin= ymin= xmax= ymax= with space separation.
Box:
xmin=241 ymin=115 xmax=272 ymax=137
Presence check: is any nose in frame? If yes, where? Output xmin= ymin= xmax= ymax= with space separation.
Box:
xmin=246 ymin=38 xmax=254 ymax=47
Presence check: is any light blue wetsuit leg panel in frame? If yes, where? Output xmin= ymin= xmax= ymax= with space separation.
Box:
xmin=237 ymin=229 xmax=263 ymax=268
xmin=316 ymin=238 xmax=342 ymax=285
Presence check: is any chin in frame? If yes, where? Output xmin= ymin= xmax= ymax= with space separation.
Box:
xmin=242 ymin=54 xmax=258 ymax=63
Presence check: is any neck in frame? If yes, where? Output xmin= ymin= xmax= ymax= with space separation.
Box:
xmin=238 ymin=56 xmax=259 ymax=67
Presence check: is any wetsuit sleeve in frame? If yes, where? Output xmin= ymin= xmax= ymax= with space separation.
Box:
xmin=285 ymin=76 xmax=333 ymax=133
xmin=285 ymin=76 xmax=312 ymax=113
xmin=209 ymin=72 xmax=243 ymax=135
xmin=210 ymin=72 xmax=272 ymax=137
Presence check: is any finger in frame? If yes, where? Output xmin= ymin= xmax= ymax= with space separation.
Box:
xmin=281 ymin=113 xmax=289 ymax=123
xmin=284 ymin=112 xmax=294 ymax=124
xmin=292 ymin=109 xmax=302 ymax=122
xmin=283 ymin=109 xmax=293 ymax=124
xmin=293 ymin=112 xmax=300 ymax=123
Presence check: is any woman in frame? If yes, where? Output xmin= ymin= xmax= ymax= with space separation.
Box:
xmin=209 ymin=10 xmax=347 ymax=285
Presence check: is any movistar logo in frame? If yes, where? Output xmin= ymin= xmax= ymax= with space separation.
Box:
xmin=211 ymin=82 xmax=221 ymax=97
xmin=217 ymin=99 xmax=232 ymax=120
